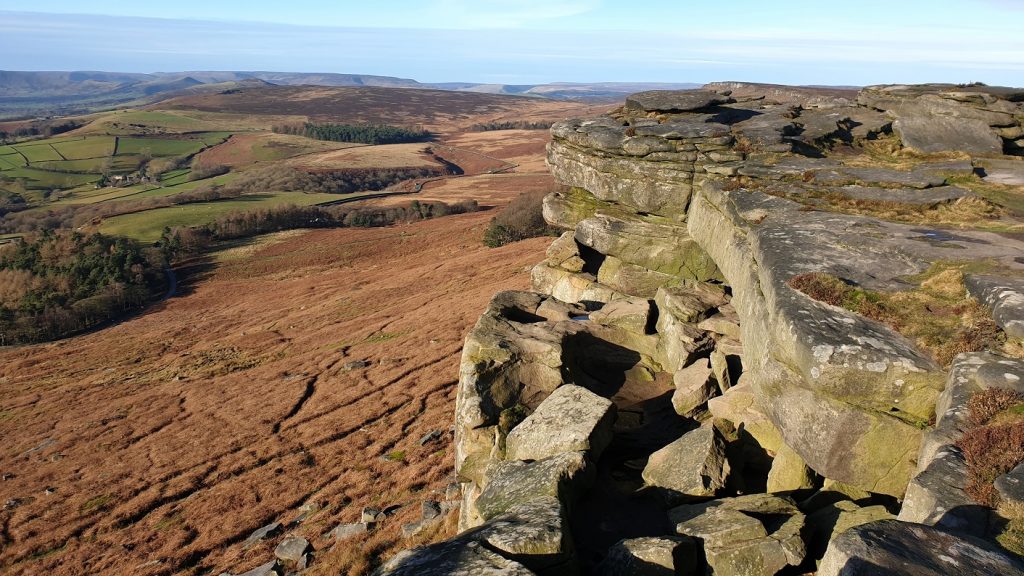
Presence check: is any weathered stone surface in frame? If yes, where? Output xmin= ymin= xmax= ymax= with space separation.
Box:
xmin=672 ymin=358 xmax=716 ymax=417
xmin=833 ymin=185 xmax=972 ymax=206
xmin=274 ymin=536 xmax=309 ymax=565
xmin=456 ymin=291 xmax=578 ymax=484
xmin=996 ymin=463 xmax=1024 ymax=519
xmin=242 ymin=522 xmax=282 ymax=549
xmin=894 ymin=114 xmax=1003 ymax=154
xmin=531 ymin=264 xmax=622 ymax=305
xmin=965 ymin=275 xmax=1024 ymax=338
xmin=642 ymin=425 xmax=729 ymax=497
xmin=474 ymin=451 xmax=592 ymax=522
xmin=766 ymin=442 xmax=816 ymax=493
xmin=543 ymin=187 xmax=609 ymax=231
xmin=595 ymin=536 xmax=697 ymax=576
xmin=655 ymin=284 xmax=729 ymax=324
xmin=806 ymin=500 xmax=894 ymax=558
xmin=902 ymin=353 xmax=1024 ymax=532
xmin=980 ymin=158 xmax=1024 ymax=185
xmin=505 ymin=385 xmax=616 ymax=462
xmin=545 ymin=231 xmax=585 ymax=272
xmin=818 ymin=519 xmax=1024 ymax=576
xmin=672 ymin=494 xmax=806 ymax=576
xmin=707 ymin=378 xmax=783 ymax=454
xmin=624 ymin=89 xmax=732 ymax=113
xmin=898 ymin=445 xmax=984 ymax=531
xmin=655 ymin=292 xmax=715 ymax=373
xmin=547 ymin=137 xmax=694 ymax=217
xmin=377 ymin=539 xmax=537 ymax=576
xmin=698 ymin=304 xmax=740 ymax=340
xmin=329 ymin=521 xmax=370 ymax=542
xmin=588 ymin=297 xmax=651 ymax=334
xmin=684 ymin=180 xmax=1022 ymax=496
xmin=238 ymin=561 xmax=280 ymax=576
xmin=575 ymin=211 xmax=719 ymax=280
xmin=709 ymin=349 xmax=732 ymax=392
xmin=598 ymin=255 xmax=680 ymax=298
xmin=478 ymin=497 xmax=574 ymax=573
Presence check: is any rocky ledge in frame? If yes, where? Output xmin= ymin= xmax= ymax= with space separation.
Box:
xmin=378 ymin=83 xmax=1024 ymax=575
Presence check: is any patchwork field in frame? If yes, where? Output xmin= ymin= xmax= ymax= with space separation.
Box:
xmin=98 ymin=191 xmax=342 ymax=242
xmin=0 ymin=84 xmax=603 ymax=575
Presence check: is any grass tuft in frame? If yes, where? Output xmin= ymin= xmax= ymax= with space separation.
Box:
xmin=787 ymin=268 xmax=1002 ymax=366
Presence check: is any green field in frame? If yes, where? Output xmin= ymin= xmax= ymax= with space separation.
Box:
xmin=116 ymin=137 xmax=207 ymax=157
xmin=53 ymin=136 xmax=116 ymax=160
xmin=0 ymin=155 xmax=23 ymax=170
xmin=99 ymin=191 xmax=343 ymax=242
xmin=13 ymin=143 xmax=63 ymax=163
xmin=3 ymin=167 xmax=101 ymax=189
xmin=158 ymin=169 xmax=191 ymax=186
xmin=53 ymin=171 xmax=239 ymax=206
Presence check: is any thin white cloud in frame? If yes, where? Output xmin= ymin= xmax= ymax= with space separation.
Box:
xmin=430 ymin=0 xmax=599 ymax=28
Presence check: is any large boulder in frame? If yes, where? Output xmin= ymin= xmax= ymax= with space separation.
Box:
xmin=473 ymin=451 xmax=593 ymax=522
xmin=671 ymin=494 xmax=806 ymax=576
xmin=818 ymin=519 xmax=1024 ymax=576
xmin=575 ymin=210 xmax=720 ymax=280
xmin=893 ymin=115 xmax=1004 ymax=155
xmin=965 ymin=275 xmax=1024 ymax=339
xmin=505 ymin=384 xmax=616 ymax=462
xmin=478 ymin=497 xmax=575 ymax=575
xmin=624 ymin=89 xmax=732 ymax=113
xmin=595 ymin=536 xmax=698 ymax=576
xmin=766 ymin=442 xmax=817 ymax=493
xmin=642 ymin=424 xmax=730 ymax=498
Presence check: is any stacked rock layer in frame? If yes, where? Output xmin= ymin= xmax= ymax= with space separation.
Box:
xmin=378 ymin=84 xmax=1024 ymax=575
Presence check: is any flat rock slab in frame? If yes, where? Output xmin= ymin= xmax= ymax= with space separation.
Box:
xmin=818 ymin=519 xmax=1024 ymax=576
xmin=378 ymin=539 xmax=537 ymax=576
xmin=625 ymin=90 xmax=732 ymax=113
xmin=965 ymin=275 xmax=1024 ymax=338
xmin=505 ymin=384 xmax=616 ymax=462
xmin=833 ymin=185 xmax=972 ymax=206
xmin=894 ymin=114 xmax=1004 ymax=155
xmin=595 ymin=536 xmax=697 ymax=576
xmin=980 ymin=158 xmax=1024 ymax=185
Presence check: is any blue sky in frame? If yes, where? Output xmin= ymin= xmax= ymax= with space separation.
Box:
xmin=1 ymin=1 xmax=1022 ymax=85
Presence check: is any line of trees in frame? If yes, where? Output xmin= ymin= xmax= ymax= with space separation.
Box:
xmin=468 ymin=121 xmax=553 ymax=132
xmin=159 ymin=199 xmax=480 ymax=259
xmin=0 ymin=231 xmax=165 ymax=344
xmin=272 ymin=123 xmax=432 ymax=145
xmin=0 ymin=166 xmax=449 ymax=235
xmin=0 ymin=120 xmax=84 ymax=143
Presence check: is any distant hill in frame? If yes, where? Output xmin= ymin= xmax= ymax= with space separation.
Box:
xmin=0 ymin=69 xmax=701 ymax=119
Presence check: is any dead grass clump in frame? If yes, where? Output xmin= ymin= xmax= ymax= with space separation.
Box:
xmin=967 ymin=388 xmax=1024 ymax=427
xmin=797 ymin=189 xmax=1008 ymax=230
xmin=483 ymin=190 xmax=557 ymax=248
xmin=787 ymin=269 xmax=1001 ymax=366
xmin=786 ymin=272 xmax=854 ymax=307
xmin=959 ymin=424 xmax=1024 ymax=506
